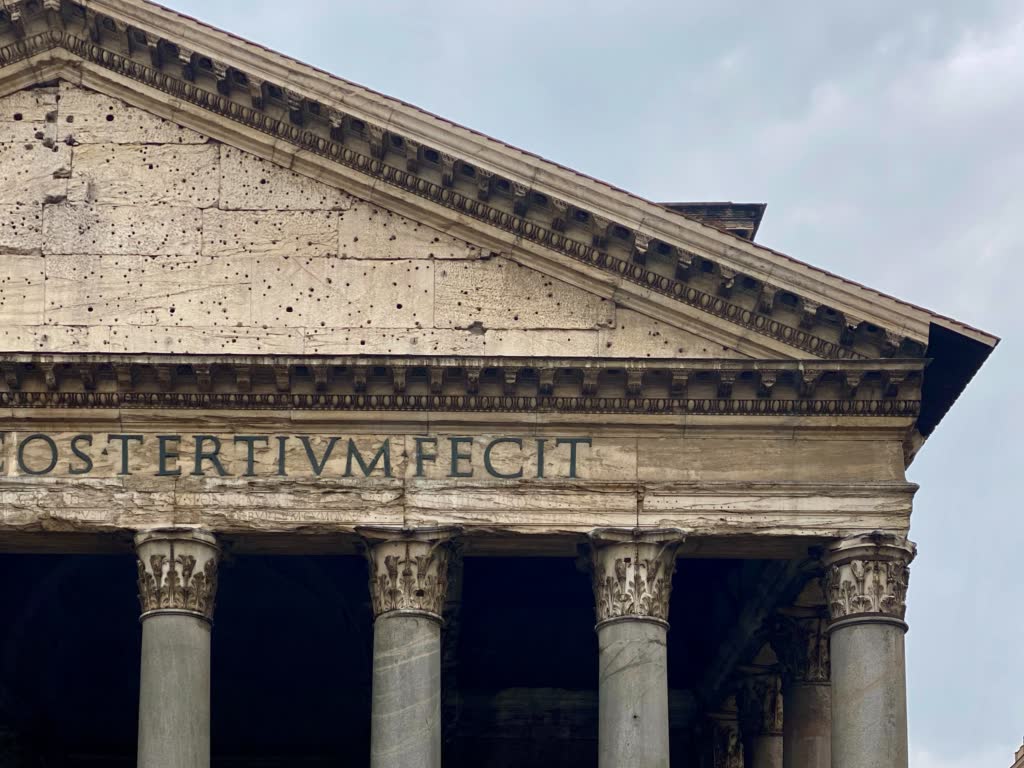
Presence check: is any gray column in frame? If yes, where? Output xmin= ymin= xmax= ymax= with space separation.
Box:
xmin=823 ymin=532 xmax=916 ymax=768
xmin=361 ymin=527 xmax=459 ymax=768
xmin=739 ymin=670 xmax=784 ymax=768
xmin=707 ymin=697 xmax=744 ymax=768
xmin=135 ymin=529 xmax=220 ymax=768
xmin=773 ymin=610 xmax=831 ymax=768
xmin=589 ymin=527 xmax=684 ymax=768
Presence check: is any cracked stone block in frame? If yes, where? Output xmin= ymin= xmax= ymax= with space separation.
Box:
xmin=0 ymin=253 xmax=46 ymax=325
xmin=338 ymin=200 xmax=482 ymax=259
xmin=0 ymin=141 xmax=69 ymax=205
xmin=58 ymin=82 xmax=208 ymax=144
xmin=202 ymin=210 xmax=339 ymax=258
xmin=68 ymin=143 xmax=220 ymax=207
xmin=251 ymin=257 xmax=433 ymax=329
xmin=43 ymin=204 xmax=202 ymax=256
xmin=435 ymin=256 xmax=615 ymax=330
xmin=107 ymin=324 xmax=300 ymax=354
xmin=44 ymin=253 xmax=251 ymax=326
xmin=303 ymin=327 xmax=603 ymax=356
xmin=219 ymin=146 xmax=354 ymax=210
xmin=0 ymin=205 xmax=43 ymax=252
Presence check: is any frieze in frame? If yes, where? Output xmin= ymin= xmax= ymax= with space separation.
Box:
xmin=588 ymin=528 xmax=684 ymax=627
xmin=134 ymin=529 xmax=220 ymax=622
xmin=0 ymin=2 xmax=931 ymax=362
xmin=823 ymin=532 xmax=916 ymax=624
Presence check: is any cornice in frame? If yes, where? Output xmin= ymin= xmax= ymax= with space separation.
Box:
xmin=0 ymin=353 xmax=923 ymax=417
xmin=0 ymin=1 xmax=996 ymax=364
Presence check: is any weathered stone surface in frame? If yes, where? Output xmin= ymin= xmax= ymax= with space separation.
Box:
xmin=68 ymin=143 xmax=220 ymax=207
xmin=637 ymin=438 xmax=905 ymax=483
xmin=43 ymin=254 xmax=250 ymax=326
xmin=0 ymin=205 xmax=43 ymax=252
xmin=0 ymin=88 xmax=54 ymax=143
xmin=0 ymin=254 xmax=45 ymax=325
xmin=0 ymin=142 xmax=69 ymax=205
xmin=599 ymin=308 xmax=748 ymax=359
xmin=219 ymin=146 xmax=353 ymax=210
xmin=338 ymin=200 xmax=482 ymax=260
xmin=202 ymin=210 xmax=339 ymax=259
xmin=597 ymin=620 xmax=670 ymax=768
xmin=370 ymin=615 xmax=443 ymax=768
xmin=43 ymin=204 xmax=202 ymax=255
xmin=251 ymin=257 xmax=433 ymax=329
xmin=435 ymin=257 xmax=615 ymax=330
xmin=106 ymin=324 xmax=299 ymax=354
xmin=58 ymin=83 xmax=208 ymax=145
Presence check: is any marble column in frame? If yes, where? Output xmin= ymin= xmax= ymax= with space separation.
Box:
xmin=707 ymin=697 xmax=745 ymax=768
xmin=361 ymin=526 xmax=459 ymax=768
xmin=588 ymin=527 xmax=684 ymax=768
xmin=773 ymin=607 xmax=831 ymax=768
xmin=135 ymin=529 xmax=220 ymax=768
xmin=739 ymin=670 xmax=784 ymax=768
xmin=824 ymin=532 xmax=916 ymax=768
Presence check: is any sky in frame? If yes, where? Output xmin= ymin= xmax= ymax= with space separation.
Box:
xmin=165 ymin=1 xmax=1023 ymax=764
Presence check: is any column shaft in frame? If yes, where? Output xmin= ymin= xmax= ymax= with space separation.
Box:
xmin=782 ymin=682 xmax=831 ymax=768
xmin=138 ymin=615 xmax=211 ymax=767
xmin=830 ymin=622 xmax=907 ymax=768
xmin=597 ymin=619 xmax=669 ymax=768
xmin=371 ymin=614 xmax=442 ymax=768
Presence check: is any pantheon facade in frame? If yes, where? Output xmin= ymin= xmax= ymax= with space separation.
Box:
xmin=0 ymin=2 xmax=997 ymax=766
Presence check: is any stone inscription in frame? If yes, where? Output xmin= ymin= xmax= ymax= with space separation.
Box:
xmin=0 ymin=433 xmax=592 ymax=480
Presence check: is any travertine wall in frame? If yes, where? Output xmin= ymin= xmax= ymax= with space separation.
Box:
xmin=0 ymin=81 xmax=743 ymax=359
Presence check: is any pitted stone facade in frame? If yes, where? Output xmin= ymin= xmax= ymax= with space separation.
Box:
xmin=0 ymin=0 xmax=998 ymax=765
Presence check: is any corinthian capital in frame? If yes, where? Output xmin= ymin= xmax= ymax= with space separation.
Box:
xmin=737 ymin=671 xmax=784 ymax=738
xmin=773 ymin=614 xmax=830 ymax=685
xmin=823 ymin=532 xmax=916 ymax=627
xmin=588 ymin=527 xmax=684 ymax=628
xmin=360 ymin=527 xmax=460 ymax=621
xmin=134 ymin=529 xmax=220 ymax=622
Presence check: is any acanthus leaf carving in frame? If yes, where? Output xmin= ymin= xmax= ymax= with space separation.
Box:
xmin=823 ymin=533 xmax=916 ymax=623
xmin=738 ymin=672 xmax=784 ymax=737
xmin=772 ymin=614 xmax=830 ymax=685
xmin=361 ymin=528 xmax=460 ymax=620
xmin=588 ymin=528 xmax=684 ymax=627
xmin=135 ymin=530 xmax=220 ymax=622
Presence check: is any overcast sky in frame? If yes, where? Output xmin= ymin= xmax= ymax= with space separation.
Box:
xmin=167 ymin=2 xmax=1022 ymax=764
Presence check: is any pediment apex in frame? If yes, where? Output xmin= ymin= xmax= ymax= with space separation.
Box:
xmin=0 ymin=0 xmax=997 ymax=434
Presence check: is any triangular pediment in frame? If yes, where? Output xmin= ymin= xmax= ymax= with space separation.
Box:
xmin=0 ymin=0 xmax=998 ymax=433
